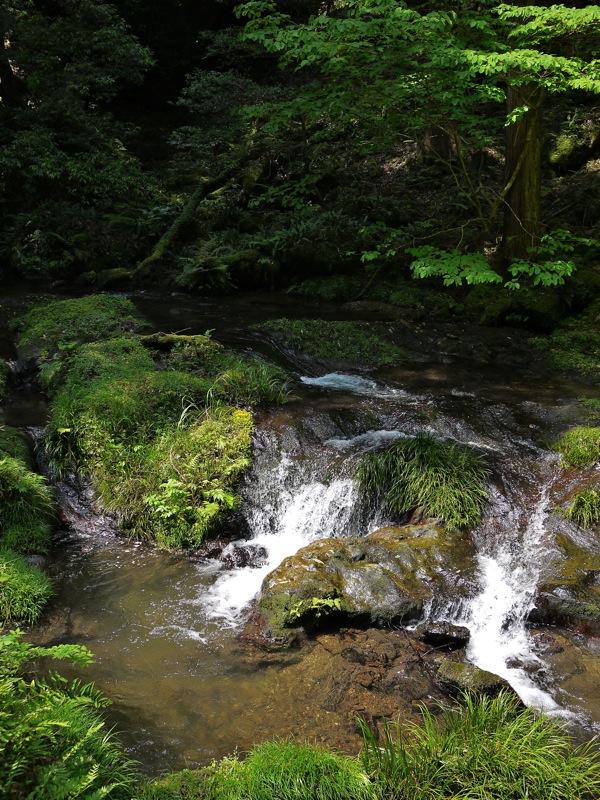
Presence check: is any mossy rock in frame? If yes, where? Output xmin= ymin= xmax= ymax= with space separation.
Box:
xmin=533 ymin=531 xmax=600 ymax=631
xmin=254 ymin=318 xmax=407 ymax=368
xmin=16 ymin=295 xmax=146 ymax=360
xmin=0 ymin=427 xmax=33 ymax=467
xmin=465 ymin=285 xmax=563 ymax=329
xmin=436 ymin=661 xmax=513 ymax=697
xmin=256 ymin=523 xmax=475 ymax=642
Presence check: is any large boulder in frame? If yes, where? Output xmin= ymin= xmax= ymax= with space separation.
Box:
xmin=254 ymin=523 xmax=475 ymax=644
xmin=436 ymin=661 xmax=514 ymax=697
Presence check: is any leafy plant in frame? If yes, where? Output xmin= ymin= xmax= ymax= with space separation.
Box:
xmin=256 ymin=318 xmax=406 ymax=368
xmin=554 ymin=426 xmax=600 ymax=468
xmin=0 ymin=630 xmax=137 ymax=799
xmin=359 ymin=691 xmax=600 ymax=800
xmin=288 ymin=596 xmax=343 ymax=622
xmin=357 ymin=433 xmax=490 ymax=531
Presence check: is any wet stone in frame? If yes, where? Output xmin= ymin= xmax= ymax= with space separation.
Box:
xmin=414 ymin=621 xmax=471 ymax=650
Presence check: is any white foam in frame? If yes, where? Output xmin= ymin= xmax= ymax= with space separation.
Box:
xmin=300 ymin=373 xmax=410 ymax=399
xmin=325 ymin=430 xmax=409 ymax=451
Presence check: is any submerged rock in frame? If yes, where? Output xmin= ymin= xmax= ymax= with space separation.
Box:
xmin=414 ymin=621 xmax=471 ymax=650
xmin=436 ymin=661 xmax=514 ymax=697
xmin=253 ymin=523 xmax=475 ymax=645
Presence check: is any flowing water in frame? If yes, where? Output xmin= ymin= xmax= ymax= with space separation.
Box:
xmin=3 ymin=291 xmax=600 ymax=771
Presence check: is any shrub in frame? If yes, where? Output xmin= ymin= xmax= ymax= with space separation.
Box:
xmin=0 ymin=455 xmax=55 ymax=553
xmin=17 ymin=294 xmax=145 ymax=357
xmin=360 ymin=691 xmax=600 ymax=800
xmin=357 ymin=433 xmax=489 ymax=531
xmin=554 ymin=426 xmax=600 ymax=468
xmin=0 ymin=550 xmax=53 ymax=624
xmin=256 ymin=318 xmax=406 ymax=367
xmin=0 ymin=630 xmax=138 ymax=799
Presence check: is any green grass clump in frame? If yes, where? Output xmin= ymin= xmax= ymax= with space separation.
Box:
xmin=0 ymin=630 xmax=137 ymax=799
xmin=140 ymin=741 xmax=372 ymax=800
xmin=563 ymin=487 xmax=600 ymax=528
xmin=17 ymin=294 xmax=145 ymax=357
xmin=0 ymin=454 xmax=55 ymax=554
xmin=257 ymin=318 xmax=406 ymax=367
xmin=0 ymin=550 xmax=53 ymax=624
xmin=360 ymin=692 xmax=600 ymax=800
xmin=554 ymin=426 xmax=600 ymax=468
xmin=0 ymin=426 xmax=32 ymax=465
xmin=357 ymin=433 xmax=489 ymax=531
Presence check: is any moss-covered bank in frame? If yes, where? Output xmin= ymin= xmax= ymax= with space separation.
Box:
xmin=17 ymin=295 xmax=288 ymax=550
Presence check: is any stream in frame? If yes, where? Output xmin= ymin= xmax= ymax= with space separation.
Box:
xmin=2 ymin=291 xmax=600 ymax=773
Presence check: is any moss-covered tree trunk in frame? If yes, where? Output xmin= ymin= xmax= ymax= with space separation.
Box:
xmin=502 ymin=83 xmax=543 ymax=264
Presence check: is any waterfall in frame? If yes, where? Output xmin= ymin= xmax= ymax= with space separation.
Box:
xmin=451 ymin=462 xmax=561 ymax=710
xmin=202 ymin=446 xmax=380 ymax=626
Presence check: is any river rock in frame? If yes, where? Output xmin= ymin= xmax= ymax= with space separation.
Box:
xmin=531 ymin=531 xmax=600 ymax=633
xmin=436 ymin=661 xmax=514 ymax=697
xmin=253 ymin=523 xmax=475 ymax=644
xmin=414 ymin=621 xmax=470 ymax=650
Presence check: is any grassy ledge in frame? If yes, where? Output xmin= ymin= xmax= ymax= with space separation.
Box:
xmin=357 ymin=433 xmax=490 ymax=531
xmin=18 ymin=295 xmax=289 ymax=550
xmin=255 ymin=318 xmax=407 ymax=368
xmin=561 ymin=487 xmax=600 ymax=528
xmin=529 ymin=301 xmax=600 ymax=382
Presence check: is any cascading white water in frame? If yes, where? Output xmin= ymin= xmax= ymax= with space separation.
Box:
xmin=454 ymin=470 xmax=561 ymax=710
xmin=202 ymin=453 xmax=361 ymax=625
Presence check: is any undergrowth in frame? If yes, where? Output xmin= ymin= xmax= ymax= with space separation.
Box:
xmin=0 ymin=452 xmax=55 ymax=554
xmin=256 ymin=318 xmax=406 ymax=367
xmin=0 ymin=630 xmax=137 ymax=799
xmin=357 ymin=433 xmax=489 ymax=531
xmin=0 ymin=550 xmax=53 ymax=625
xmin=530 ymin=302 xmax=600 ymax=382
xmin=554 ymin=426 xmax=600 ymax=468
xmin=360 ymin=691 xmax=600 ymax=800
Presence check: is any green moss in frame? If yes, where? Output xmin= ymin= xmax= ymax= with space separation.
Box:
xmin=17 ymin=294 xmax=145 ymax=357
xmin=0 ymin=549 xmax=53 ymax=624
xmin=554 ymin=426 xmax=600 ymax=468
xmin=256 ymin=318 xmax=406 ymax=367
xmin=289 ymin=275 xmax=364 ymax=302
xmin=357 ymin=433 xmax=490 ymax=531
xmin=0 ymin=455 xmax=54 ymax=554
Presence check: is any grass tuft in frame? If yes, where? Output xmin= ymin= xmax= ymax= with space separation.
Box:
xmin=554 ymin=426 xmax=600 ymax=468
xmin=563 ymin=487 xmax=600 ymax=528
xmin=360 ymin=691 xmax=600 ymax=800
xmin=357 ymin=433 xmax=489 ymax=531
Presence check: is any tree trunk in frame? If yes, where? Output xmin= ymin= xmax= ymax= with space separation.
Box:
xmin=502 ymin=83 xmax=543 ymax=263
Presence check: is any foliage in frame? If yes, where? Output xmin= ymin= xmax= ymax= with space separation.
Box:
xmin=0 ymin=550 xmax=53 ymax=625
xmin=554 ymin=427 xmax=600 ymax=469
xmin=0 ymin=426 xmax=32 ymax=466
xmin=256 ymin=318 xmax=406 ymax=367
xmin=562 ymin=487 xmax=600 ymax=529
xmin=0 ymin=630 xmax=137 ymax=799
xmin=0 ymin=359 xmax=9 ymax=401
xmin=0 ymin=0 xmax=154 ymax=279
xmin=17 ymin=295 xmax=146 ymax=357
xmin=289 ymin=276 xmax=365 ymax=303
xmin=529 ymin=304 xmax=600 ymax=380
xmin=360 ymin=691 xmax=600 ymax=800
xmin=357 ymin=433 xmax=490 ymax=531
xmin=0 ymin=455 xmax=55 ymax=554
